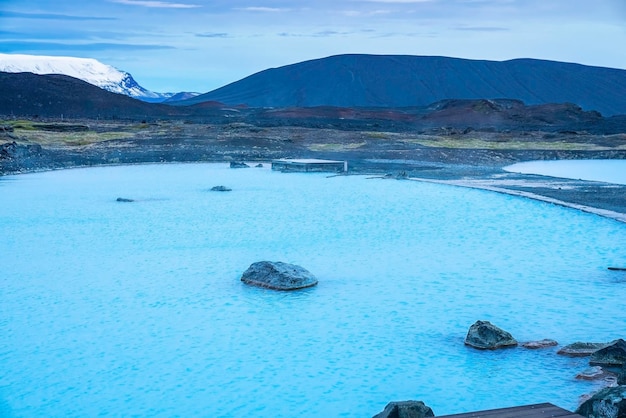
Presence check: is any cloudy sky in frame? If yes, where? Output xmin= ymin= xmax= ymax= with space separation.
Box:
xmin=1 ymin=0 xmax=625 ymax=93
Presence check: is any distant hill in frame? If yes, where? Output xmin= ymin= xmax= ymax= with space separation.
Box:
xmin=179 ymin=54 xmax=626 ymax=116
xmin=0 ymin=53 xmax=197 ymax=103
xmin=2 ymin=71 xmax=625 ymax=134
xmin=0 ymin=72 xmax=180 ymax=119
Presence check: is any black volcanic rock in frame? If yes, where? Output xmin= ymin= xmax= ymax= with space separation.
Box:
xmin=464 ymin=320 xmax=518 ymax=349
xmin=241 ymin=261 xmax=318 ymax=290
xmin=576 ymin=386 xmax=626 ymax=418
xmin=558 ymin=342 xmax=611 ymax=357
xmin=210 ymin=185 xmax=232 ymax=192
xmin=590 ymin=339 xmax=626 ymax=367
xmin=181 ymin=54 xmax=626 ymax=116
xmin=372 ymin=401 xmax=435 ymax=418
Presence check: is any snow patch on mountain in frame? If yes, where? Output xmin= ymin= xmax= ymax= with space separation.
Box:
xmin=0 ymin=53 xmax=197 ymax=102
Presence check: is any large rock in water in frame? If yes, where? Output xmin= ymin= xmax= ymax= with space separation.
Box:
xmin=576 ymin=386 xmax=626 ymax=418
xmin=591 ymin=339 xmax=626 ymax=367
xmin=372 ymin=401 xmax=435 ymax=418
xmin=464 ymin=320 xmax=518 ymax=349
xmin=241 ymin=261 xmax=318 ymax=290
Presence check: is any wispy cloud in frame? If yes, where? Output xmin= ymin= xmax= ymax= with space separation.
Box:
xmin=196 ymin=32 xmax=231 ymax=38
xmin=343 ymin=9 xmax=392 ymax=16
xmin=235 ymin=7 xmax=291 ymax=12
xmin=0 ymin=41 xmax=176 ymax=52
xmin=110 ymin=0 xmax=201 ymax=8
xmin=278 ymin=30 xmax=352 ymax=37
xmin=0 ymin=11 xmax=116 ymax=21
xmin=455 ymin=26 xmax=509 ymax=31
xmin=355 ymin=0 xmax=435 ymax=3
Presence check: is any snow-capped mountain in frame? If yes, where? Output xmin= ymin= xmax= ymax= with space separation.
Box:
xmin=0 ymin=53 xmax=197 ymax=102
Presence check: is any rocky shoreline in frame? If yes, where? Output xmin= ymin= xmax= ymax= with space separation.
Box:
xmin=2 ymin=136 xmax=626 ymax=224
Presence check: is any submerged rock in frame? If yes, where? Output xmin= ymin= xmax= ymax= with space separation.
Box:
xmin=464 ymin=320 xmax=518 ymax=350
xmin=575 ymin=385 xmax=626 ymax=418
xmin=558 ymin=342 xmax=610 ymax=357
xmin=372 ymin=401 xmax=435 ymax=418
xmin=116 ymin=197 xmax=134 ymax=202
xmin=523 ymin=339 xmax=558 ymax=349
xmin=576 ymin=366 xmax=614 ymax=381
xmin=591 ymin=339 xmax=626 ymax=367
xmin=241 ymin=261 xmax=318 ymax=290
xmin=230 ymin=161 xmax=249 ymax=168
xmin=210 ymin=185 xmax=232 ymax=192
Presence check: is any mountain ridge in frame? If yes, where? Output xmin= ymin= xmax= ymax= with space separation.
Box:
xmin=0 ymin=53 xmax=198 ymax=103
xmin=178 ymin=54 xmax=626 ymax=116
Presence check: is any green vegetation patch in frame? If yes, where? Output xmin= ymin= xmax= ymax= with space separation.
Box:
xmin=1 ymin=120 xmax=37 ymax=130
xmin=15 ymin=130 xmax=134 ymax=146
xmin=308 ymin=142 xmax=366 ymax=151
xmin=408 ymin=137 xmax=624 ymax=151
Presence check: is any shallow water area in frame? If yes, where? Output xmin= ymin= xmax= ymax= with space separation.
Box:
xmin=1 ymin=163 xmax=625 ymax=417
xmin=504 ymin=159 xmax=626 ymax=185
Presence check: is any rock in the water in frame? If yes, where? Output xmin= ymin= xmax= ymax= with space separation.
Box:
xmin=210 ymin=185 xmax=232 ymax=192
xmin=230 ymin=161 xmax=249 ymax=168
xmin=575 ymin=385 xmax=626 ymax=418
xmin=372 ymin=401 xmax=435 ymax=418
xmin=255 ymin=163 xmax=264 ymax=168
xmin=577 ymin=366 xmax=613 ymax=381
xmin=558 ymin=342 xmax=610 ymax=357
xmin=591 ymin=339 xmax=626 ymax=367
xmin=464 ymin=320 xmax=518 ymax=350
xmin=116 ymin=197 xmax=134 ymax=202
xmin=523 ymin=339 xmax=558 ymax=349
xmin=241 ymin=261 xmax=318 ymax=290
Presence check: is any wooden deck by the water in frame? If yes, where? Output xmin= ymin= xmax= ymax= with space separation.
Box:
xmin=438 ymin=403 xmax=583 ymax=418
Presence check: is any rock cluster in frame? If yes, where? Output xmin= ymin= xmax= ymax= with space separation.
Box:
xmin=241 ymin=261 xmax=318 ymax=291
xmin=230 ymin=161 xmax=249 ymax=168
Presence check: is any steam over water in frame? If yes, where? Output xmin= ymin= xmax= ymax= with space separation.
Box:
xmin=1 ymin=163 xmax=625 ymax=417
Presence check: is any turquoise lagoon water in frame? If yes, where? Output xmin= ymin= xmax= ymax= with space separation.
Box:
xmin=1 ymin=163 xmax=625 ymax=417
xmin=505 ymin=159 xmax=626 ymax=185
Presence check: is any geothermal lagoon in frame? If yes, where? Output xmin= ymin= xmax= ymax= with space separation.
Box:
xmin=1 ymin=163 xmax=625 ymax=417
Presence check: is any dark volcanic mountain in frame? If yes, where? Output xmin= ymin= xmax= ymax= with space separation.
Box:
xmin=2 ymin=70 xmax=625 ymax=134
xmin=0 ymin=72 xmax=183 ymax=119
xmin=180 ymin=54 xmax=626 ymax=116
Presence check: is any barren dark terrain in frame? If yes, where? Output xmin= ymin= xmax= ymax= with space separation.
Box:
xmin=2 ymin=102 xmax=626 ymax=222
xmin=2 ymin=68 xmax=625 ymax=220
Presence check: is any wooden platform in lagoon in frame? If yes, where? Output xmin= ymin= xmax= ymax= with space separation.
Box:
xmin=271 ymin=158 xmax=347 ymax=173
xmin=438 ymin=403 xmax=583 ymax=418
